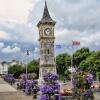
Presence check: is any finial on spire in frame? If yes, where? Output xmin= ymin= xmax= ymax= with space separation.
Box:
xmin=45 ymin=0 xmax=46 ymax=5
xmin=45 ymin=0 xmax=47 ymax=6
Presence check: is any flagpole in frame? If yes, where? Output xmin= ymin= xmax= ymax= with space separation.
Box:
xmin=71 ymin=42 xmax=73 ymax=88
xmin=71 ymin=40 xmax=80 ymax=89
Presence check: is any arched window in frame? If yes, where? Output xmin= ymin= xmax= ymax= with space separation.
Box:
xmin=47 ymin=49 xmax=49 ymax=54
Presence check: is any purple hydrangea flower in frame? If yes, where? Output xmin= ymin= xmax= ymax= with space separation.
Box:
xmin=83 ymin=91 xmax=91 ymax=98
xmin=41 ymin=73 xmax=60 ymax=97
xmin=43 ymin=73 xmax=59 ymax=82
xmin=86 ymin=74 xmax=93 ymax=85
xmin=40 ymin=95 xmax=49 ymax=100
xmin=41 ymin=85 xmax=54 ymax=94
xmin=18 ymin=79 xmax=39 ymax=95
xmin=4 ymin=74 xmax=15 ymax=83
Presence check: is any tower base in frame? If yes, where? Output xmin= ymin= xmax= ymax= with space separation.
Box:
xmin=38 ymin=66 xmax=56 ymax=86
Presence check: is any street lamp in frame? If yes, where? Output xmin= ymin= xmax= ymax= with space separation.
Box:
xmin=25 ymin=63 xmax=28 ymax=81
xmin=25 ymin=50 xmax=30 ymax=81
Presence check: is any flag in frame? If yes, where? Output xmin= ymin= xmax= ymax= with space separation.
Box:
xmin=56 ymin=44 xmax=62 ymax=49
xmin=72 ymin=40 xmax=80 ymax=46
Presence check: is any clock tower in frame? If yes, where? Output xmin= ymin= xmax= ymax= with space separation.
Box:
xmin=37 ymin=1 xmax=56 ymax=85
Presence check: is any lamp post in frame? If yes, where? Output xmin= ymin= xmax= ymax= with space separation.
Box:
xmin=26 ymin=63 xmax=28 ymax=81
xmin=25 ymin=50 xmax=30 ymax=81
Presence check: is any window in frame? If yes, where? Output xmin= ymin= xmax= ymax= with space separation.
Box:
xmin=47 ymin=49 xmax=49 ymax=54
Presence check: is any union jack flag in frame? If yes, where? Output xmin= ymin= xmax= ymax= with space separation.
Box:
xmin=72 ymin=40 xmax=80 ymax=46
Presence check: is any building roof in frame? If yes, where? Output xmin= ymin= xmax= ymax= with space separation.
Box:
xmin=1 ymin=61 xmax=7 ymax=65
xmin=37 ymin=0 xmax=56 ymax=26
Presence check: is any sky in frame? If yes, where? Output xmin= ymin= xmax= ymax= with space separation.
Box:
xmin=0 ymin=0 xmax=100 ymax=62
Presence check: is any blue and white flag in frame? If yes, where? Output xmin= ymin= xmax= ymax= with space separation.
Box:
xmin=55 ymin=44 xmax=62 ymax=49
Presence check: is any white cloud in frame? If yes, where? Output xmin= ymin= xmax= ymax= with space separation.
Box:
xmin=53 ymin=0 xmax=100 ymax=32
xmin=80 ymin=31 xmax=100 ymax=47
xmin=55 ymin=29 xmax=81 ymax=43
xmin=0 ymin=42 xmax=4 ymax=48
xmin=0 ymin=30 xmax=19 ymax=41
xmin=0 ymin=0 xmax=99 ymax=55
xmin=55 ymin=28 xmax=100 ymax=50
xmin=0 ymin=0 xmax=38 ymax=24
xmin=0 ymin=30 xmax=10 ymax=39
xmin=13 ymin=43 xmax=18 ymax=46
xmin=34 ymin=47 xmax=39 ymax=53
xmin=2 ymin=46 xmax=21 ymax=53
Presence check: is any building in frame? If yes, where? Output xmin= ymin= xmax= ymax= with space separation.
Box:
xmin=9 ymin=60 xmax=20 ymax=66
xmin=0 ymin=61 xmax=8 ymax=75
xmin=37 ymin=1 xmax=57 ymax=85
xmin=0 ymin=60 xmax=21 ymax=75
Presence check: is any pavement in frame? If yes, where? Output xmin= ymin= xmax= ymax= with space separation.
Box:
xmin=0 ymin=77 xmax=38 ymax=100
xmin=94 ymin=92 xmax=100 ymax=100
xmin=0 ymin=77 xmax=17 ymax=93
xmin=0 ymin=91 xmax=36 ymax=100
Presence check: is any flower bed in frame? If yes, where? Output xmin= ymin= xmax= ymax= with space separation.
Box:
xmin=40 ymin=73 xmax=60 ymax=100
xmin=17 ymin=74 xmax=39 ymax=96
xmin=72 ymin=72 xmax=94 ymax=100
xmin=3 ymin=74 xmax=15 ymax=85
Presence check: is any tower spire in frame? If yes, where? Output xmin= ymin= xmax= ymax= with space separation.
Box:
xmin=42 ymin=0 xmax=51 ymax=20
xmin=37 ymin=0 xmax=56 ymax=26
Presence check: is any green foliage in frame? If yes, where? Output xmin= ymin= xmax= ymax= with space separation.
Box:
xmin=27 ymin=60 xmax=39 ymax=76
xmin=79 ymin=51 xmax=100 ymax=79
xmin=59 ymin=75 xmax=65 ymax=81
xmin=8 ymin=64 xmax=23 ymax=78
xmin=73 ymin=72 xmax=94 ymax=100
xmin=64 ymin=70 xmax=71 ymax=80
xmin=56 ymin=53 xmax=71 ymax=75
xmin=73 ymin=48 xmax=90 ymax=67
xmin=8 ymin=48 xmax=100 ymax=81
xmin=96 ymin=72 xmax=100 ymax=82
xmin=8 ymin=60 xmax=39 ymax=78
xmin=56 ymin=48 xmax=100 ymax=80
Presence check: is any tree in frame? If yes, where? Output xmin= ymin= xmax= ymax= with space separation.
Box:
xmin=56 ymin=53 xmax=71 ymax=76
xmin=8 ymin=64 xmax=23 ymax=78
xmin=64 ymin=70 xmax=71 ymax=80
xmin=73 ymin=48 xmax=90 ymax=67
xmin=96 ymin=72 xmax=100 ymax=82
xmin=79 ymin=51 xmax=100 ymax=79
xmin=26 ymin=60 xmax=39 ymax=77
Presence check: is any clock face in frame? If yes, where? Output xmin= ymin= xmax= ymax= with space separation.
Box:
xmin=44 ymin=28 xmax=51 ymax=35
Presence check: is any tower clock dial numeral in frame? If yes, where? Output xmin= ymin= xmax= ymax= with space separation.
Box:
xmin=44 ymin=28 xmax=51 ymax=35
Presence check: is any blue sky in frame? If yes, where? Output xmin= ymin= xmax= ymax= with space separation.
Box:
xmin=0 ymin=0 xmax=100 ymax=62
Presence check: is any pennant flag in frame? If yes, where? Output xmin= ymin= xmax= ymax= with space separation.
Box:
xmin=72 ymin=40 xmax=80 ymax=46
xmin=55 ymin=44 xmax=62 ymax=49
